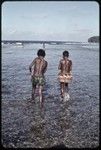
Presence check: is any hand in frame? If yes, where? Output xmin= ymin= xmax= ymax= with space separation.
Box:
xmin=69 ymin=71 xmax=72 ymax=75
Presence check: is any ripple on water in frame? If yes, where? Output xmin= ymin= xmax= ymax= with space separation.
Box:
xmin=2 ymin=45 xmax=99 ymax=148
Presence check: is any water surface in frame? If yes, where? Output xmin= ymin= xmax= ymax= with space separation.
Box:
xmin=2 ymin=43 xmax=99 ymax=148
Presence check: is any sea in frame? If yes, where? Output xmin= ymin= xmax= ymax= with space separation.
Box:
xmin=2 ymin=42 xmax=99 ymax=101
xmin=2 ymin=42 xmax=99 ymax=148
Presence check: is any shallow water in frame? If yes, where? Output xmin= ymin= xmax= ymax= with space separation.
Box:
xmin=2 ymin=43 xmax=99 ymax=100
xmin=2 ymin=43 xmax=99 ymax=148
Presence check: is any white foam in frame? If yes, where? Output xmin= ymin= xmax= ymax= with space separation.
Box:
xmin=64 ymin=93 xmax=70 ymax=101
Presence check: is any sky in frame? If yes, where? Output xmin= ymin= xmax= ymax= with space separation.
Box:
xmin=2 ymin=1 xmax=99 ymax=42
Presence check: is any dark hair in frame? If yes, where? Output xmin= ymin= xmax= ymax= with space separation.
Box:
xmin=63 ymin=51 xmax=69 ymax=57
xmin=37 ymin=49 xmax=46 ymax=57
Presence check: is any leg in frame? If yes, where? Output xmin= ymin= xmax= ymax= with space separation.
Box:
xmin=32 ymin=84 xmax=36 ymax=100
xmin=38 ymin=85 xmax=43 ymax=103
xmin=60 ymin=82 xmax=65 ymax=98
xmin=65 ymin=83 xmax=70 ymax=100
xmin=65 ymin=83 xmax=69 ymax=93
xmin=31 ymin=76 xmax=37 ymax=100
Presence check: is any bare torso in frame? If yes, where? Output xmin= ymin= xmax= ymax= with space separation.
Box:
xmin=58 ymin=58 xmax=72 ymax=75
xmin=32 ymin=57 xmax=47 ymax=77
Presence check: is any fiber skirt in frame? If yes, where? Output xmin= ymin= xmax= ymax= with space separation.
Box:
xmin=58 ymin=74 xmax=73 ymax=83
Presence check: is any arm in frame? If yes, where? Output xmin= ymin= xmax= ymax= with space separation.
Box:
xmin=69 ymin=60 xmax=72 ymax=74
xmin=29 ymin=59 xmax=36 ymax=73
xmin=58 ymin=60 xmax=62 ymax=70
xmin=43 ymin=61 xmax=48 ymax=73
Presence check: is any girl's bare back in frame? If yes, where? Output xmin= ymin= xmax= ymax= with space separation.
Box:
xmin=59 ymin=58 xmax=72 ymax=75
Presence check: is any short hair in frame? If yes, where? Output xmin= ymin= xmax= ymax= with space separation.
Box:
xmin=37 ymin=49 xmax=46 ymax=57
xmin=63 ymin=50 xmax=69 ymax=57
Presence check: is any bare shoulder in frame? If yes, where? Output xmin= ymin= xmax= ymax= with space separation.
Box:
xmin=35 ymin=57 xmax=40 ymax=62
xmin=69 ymin=59 xmax=72 ymax=65
xmin=44 ymin=60 xmax=48 ymax=65
xmin=36 ymin=57 xmax=39 ymax=60
xmin=60 ymin=59 xmax=64 ymax=63
xmin=32 ymin=57 xmax=37 ymax=64
xmin=69 ymin=59 xmax=72 ymax=63
xmin=45 ymin=60 xmax=48 ymax=63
